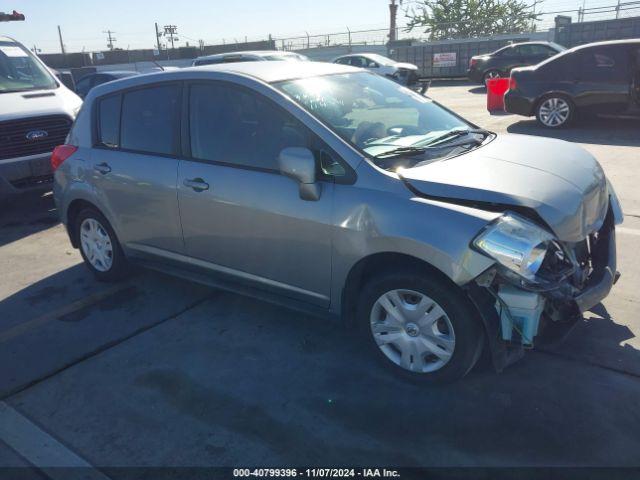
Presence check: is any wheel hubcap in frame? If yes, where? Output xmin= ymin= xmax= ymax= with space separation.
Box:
xmin=80 ymin=218 xmax=113 ymax=272
xmin=370 ymin=289 xmax=455 ymax=373
xmin=539 ymin=97 xmax=570 ymax=127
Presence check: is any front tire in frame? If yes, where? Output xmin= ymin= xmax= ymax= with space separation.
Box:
xmin=356 ymin=271 xmax=484 ymax=384
xmin=536 ymin=95 xmax=574 ymax=128
xmin=75 ymin=207 xmax=129 ymax=282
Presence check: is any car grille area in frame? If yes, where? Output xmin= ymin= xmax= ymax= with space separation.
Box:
xmin=0 ymin=115 xmax=72 ymax=161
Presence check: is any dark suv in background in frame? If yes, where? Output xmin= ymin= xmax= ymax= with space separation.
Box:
xmin=505 ymin=39 xmax=640 ymax=128
xmin=468 ymin=41 xmax=565 ymax=84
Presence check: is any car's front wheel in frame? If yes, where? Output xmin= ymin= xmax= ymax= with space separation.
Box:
xmin=536 ymin=95 xmax=574 ymax=128
xmin=357 ymin=271 xmax=484 ymax=384
xmin=75 ymin=207 xmax=129 ymax=281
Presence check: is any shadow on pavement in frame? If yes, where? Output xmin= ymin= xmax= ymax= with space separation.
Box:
xmin=507 ymin=117 xmax=640 ymax=147
xmin=7 ymin=286 xmax=640 ymax=467
xmin=0 ymin=190 xmax=58 ymax=248
xmin=540 ymin=303 xmax=640 ymax=377
xmin=0 ymin=262 xmax=213 ymax=396
xmin=468 ymin=86 xmax=486 ymax=94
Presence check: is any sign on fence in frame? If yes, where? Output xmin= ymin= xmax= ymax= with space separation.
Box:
xmin=95 ymin=52 xmax=105 ymax=60
xmin=433 ymin=52 xmax=456 ymax=67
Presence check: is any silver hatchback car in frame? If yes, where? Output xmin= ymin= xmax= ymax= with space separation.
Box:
xmin=53 ymin=62 xmax=623 ymax=383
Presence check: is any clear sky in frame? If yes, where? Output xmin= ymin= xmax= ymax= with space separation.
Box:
xmin=1 ymin=0 xmax=630 ymax=53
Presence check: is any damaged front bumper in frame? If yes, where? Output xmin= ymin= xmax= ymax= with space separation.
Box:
xmin=465 ymin=206 xmax=619 ymax=372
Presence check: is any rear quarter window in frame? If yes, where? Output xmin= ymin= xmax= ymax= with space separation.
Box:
xmin=97 ymin=94 xmax=121 ymax=148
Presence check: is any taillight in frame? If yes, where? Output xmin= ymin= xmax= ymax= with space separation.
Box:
xmin=51 ymin=145 xmax=77 ymax=171
xmin=469 ymin=58 xmax=477 ymax=68
xmin=509 ymin=76 xmax=517 ymax=91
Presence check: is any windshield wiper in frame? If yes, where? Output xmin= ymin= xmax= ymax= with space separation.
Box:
xmin=421 ymin=128 xmax=491 ymax=147
xmin=373 ymin=128 xmax=491 ymax=159
xmin=374 ymin=146 xmax=429 ymax=159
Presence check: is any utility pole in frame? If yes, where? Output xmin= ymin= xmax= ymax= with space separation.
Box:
xmin=163 ymin=25 xmax=178 ymax=50
xmin=615 ymin=0 xmax=621 ymax=18
xmin=155 ymin=22 xmax=162 ymax=53
xmin=31 ymin=45 xmax=41 ymax=55
xmin=103 ymin=30 xmax=116 ymax=50
xmin=57 ymin=25 xmax=66 ymax=55
xmin=389 ymin=0 xmax=400 ymax=43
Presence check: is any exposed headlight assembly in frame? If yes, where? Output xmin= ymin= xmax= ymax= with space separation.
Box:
xmin=473 ymin=212 xmax=555 ymax=282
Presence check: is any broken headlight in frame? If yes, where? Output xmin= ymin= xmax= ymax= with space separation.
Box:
xmin=473 ymin=213 xmax=555 ymax=282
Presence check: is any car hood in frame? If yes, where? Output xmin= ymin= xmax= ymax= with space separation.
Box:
xmin=0 ymin=87 xmax=81 ymax=122
xmin=399 ymin=134 xmax=610 ymax=242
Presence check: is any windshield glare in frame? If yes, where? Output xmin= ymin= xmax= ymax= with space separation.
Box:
xmin=0 ymin=42 xmax=58 ymax=93
xmin=278 ymin=72 xmax=470 ymax=159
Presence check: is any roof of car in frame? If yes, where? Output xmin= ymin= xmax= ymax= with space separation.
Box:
xmin=104 ymin=71 xmax=139 ymax=77
xmin=182 ymin=60 xmax=357 ymax=83
xmin=0 ymin=35 xmax=16 ymax=43
xmin=570 ymin=38 xmax=640 ymax=50
xmin=194 ymin=50 xmax=300 ymax=61
xmin=334 ymin=53 xmax=387 ymax=59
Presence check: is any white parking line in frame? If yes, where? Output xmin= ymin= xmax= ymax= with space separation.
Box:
xmin=0 ymin=402 xmax=111 ymax=480
xmin=618 ymin=227 xmax=640 ymax=237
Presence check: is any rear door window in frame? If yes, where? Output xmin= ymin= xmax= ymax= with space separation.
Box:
xmin=120 ymin=84 xmax=181 ymax=155
xmin=579 ymin=46 xmax=629 ymax=82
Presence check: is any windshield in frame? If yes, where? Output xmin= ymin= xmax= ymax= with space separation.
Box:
xmin=0 ymin=41 xmax=58 ymax=93
xmin=277 ymin=72 xmax=474 ymax=168
xmin=362 ymin=54 xmax=395 ymax=66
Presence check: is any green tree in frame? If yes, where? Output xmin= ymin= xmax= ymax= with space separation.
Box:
xmin=405 ymin=0 xmax=540 ymax=40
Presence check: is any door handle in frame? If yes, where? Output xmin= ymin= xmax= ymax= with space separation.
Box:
xmin=94 ymin=162 xmax=111 ymax=174
xmin=183 ymin=178 xmax=210 ymax=192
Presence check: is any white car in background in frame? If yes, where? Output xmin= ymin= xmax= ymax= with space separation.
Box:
xmin=192 ymin=50 xmax=309 ymax=67
xmin=333 ymin=53 xmax=419 ymax=86
xmin=0 ymin=35 xmax=82 ymax=196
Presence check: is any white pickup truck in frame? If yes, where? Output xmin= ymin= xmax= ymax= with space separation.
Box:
xmin=0 ymin=35 xmax=81 ymax=196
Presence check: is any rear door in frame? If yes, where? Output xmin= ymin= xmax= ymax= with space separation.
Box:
xmin=90 ymin=83 xmax=184 ymax=254
xmin=177 ymin=81 xmax=338 ymax=307
xmin=573 ymin=44 xmax=631 ymax=114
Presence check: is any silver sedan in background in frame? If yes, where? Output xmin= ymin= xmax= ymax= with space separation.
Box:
xmin=52 ymin=61 xmax=622 ymax=383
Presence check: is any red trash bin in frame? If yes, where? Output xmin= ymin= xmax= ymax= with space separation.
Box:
xmin=486 ymin=77 xmax=510 ymax=112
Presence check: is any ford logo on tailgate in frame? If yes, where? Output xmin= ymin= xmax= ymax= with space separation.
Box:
xmin=25 ymin=130 xmax=49 ymax=141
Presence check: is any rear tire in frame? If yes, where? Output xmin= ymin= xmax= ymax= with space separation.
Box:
xmin=535 ymin=94 xmax=574 ymax=128
xmin=75 ymin=207 xmax=129 ymax=282
xmin=356 ymin=270 xmax=484 ymax=384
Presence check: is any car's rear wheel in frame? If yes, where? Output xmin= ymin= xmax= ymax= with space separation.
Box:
xmin=356 ymin=271 xmax=484 ymax=384
xmin=536 ymin=95 xmax=574 ymax=128
xmin=75 ymin=208 xmax=129 ymax=281
xmin=483 ymin=69 xmax=502 ymax=85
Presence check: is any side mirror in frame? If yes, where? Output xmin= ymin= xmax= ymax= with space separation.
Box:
xmin=278 ymin=147 xmax=321 ymax=201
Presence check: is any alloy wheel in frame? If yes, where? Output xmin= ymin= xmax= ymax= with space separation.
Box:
xmin=538 ymin=97 xmax=571 ymax=127
xmin=369 ymin=289 xmax=455 ymax=373
xmin=80 ymin=218 xmax=113 ymax=272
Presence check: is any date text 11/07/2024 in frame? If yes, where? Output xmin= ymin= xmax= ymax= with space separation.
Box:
xmin=233 ymin=468 xmax=401 ymax=478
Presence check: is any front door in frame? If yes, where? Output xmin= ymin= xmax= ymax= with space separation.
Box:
xmin=90 ymin=84 xmax=183 ymax=254
xmin=177 ymin=81 xmax=335 ymax=306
